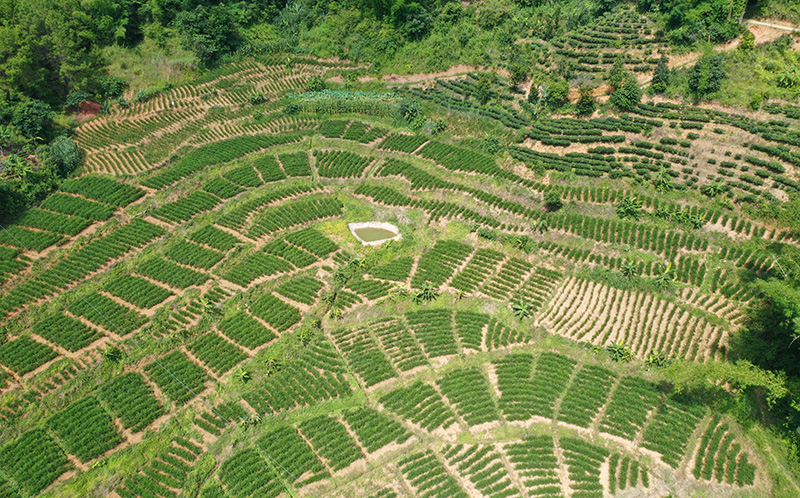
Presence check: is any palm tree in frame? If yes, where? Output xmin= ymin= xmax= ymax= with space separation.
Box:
xmin=511 ymin=299 xmax=533 ymax=319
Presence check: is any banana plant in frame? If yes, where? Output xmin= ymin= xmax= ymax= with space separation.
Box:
xmin=413 ymin=283 xmax=439 ymax=305
xmin=511 ymin=299 xmax=533 ymax=319
xmin=620 ymin=260 xmax=639 ymax=278
xmin=531 ymin=219 xmax=549 ymax=234
xmin=606 ymin=341 xmax=633 ymax=363
xmin=654 ymin=262 xmax=676 ymax=289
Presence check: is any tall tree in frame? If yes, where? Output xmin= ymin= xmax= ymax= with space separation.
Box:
xmin=650 ymin=55 xmax=670 ymax=94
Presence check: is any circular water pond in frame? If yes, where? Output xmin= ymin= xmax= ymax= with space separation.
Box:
xmin=348 ymin=222 xmax=402 ymax=246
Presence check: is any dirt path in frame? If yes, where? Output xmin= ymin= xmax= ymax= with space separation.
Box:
xmin=639 ymin=22 xmax=792 ymax=87
xmin=357 ymin=65 xmax=511 ymax=85
xmin=746 ymin=20 xmax=800 ymax=32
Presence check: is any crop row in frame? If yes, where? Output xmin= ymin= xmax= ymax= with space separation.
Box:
xmin=641 ymin=397 xmax=706 ymax=468
xmin=548 ymin=212 xmax=707 ymax=258
xmin=409 ymin=86 xmax=529 ymax=130
xmin=137 ymin=258 xmax=208 ymax=289
xmin=142 ymin=132 xmax=305 ymax=189
xmin=117 ymin=438 xmax=201 ymax=498
xmin=482 ymin=258 xmax=533 ymax=300
xmin=33 ymin=312 xmax=103 ymax=352
xmin=250 ymin=293 xmax=301 ymax=331
xmin=600 ymin=377 xmax=662 ymax=439
xmin=379 ymin=133 xmax=428 ymax=152
xmin=371 ymin=317 xmax=428 ymax=371
xmin=275 ymin=276 xmax=324 ymax=304
xmin=380 ymin=380 xmax=456 ymax=431
xmin=189 ymin=333 xmax=248 ymax=375
xmin=513 ymin=267 xmax=564 ymax=313
xmin=104 ymin=274 xmax=173 ymax=309
xmin=248 ymin=196 xmax=344 ymax=238
xmin=14 ymin=208 xmax=91 ymax=236
xmin=145 ymin=350 xmax=210 ymax=406
xmin=693 ymin=417 xmax=756 ymax=486
xmin=0 ymin=219 xmax=164 ymax=318
xmin=47 ymin=396 xmax=123 ymax=462
xmin=217 ymin=311 xmax=277 ymax=349
xmin=314 ymin=149 xmax=373 ymax=178
xmin=0 ymin=225 xmax=64 ymax=252
xmin=608 ymin=454 xmax=649 ymax=494
xmin=242 ymin=342 xmax=351 ymax=414
xmin=298 ymin=415 xmax=364 ymax=471
xmin=368 ymin=256 xmax=413 ymax=282
xmin=165 ymin=240 xmax=224 ymax=269
xmin=59 ymin=175 xmax=144 ymax=207
xmin=330 ymin=325 xmax=397 ymax=387
xmin=443 ymin=444 xmax=521 ymax=498
xmin=284 ymin=227 xmax=339 ymax=257
xmin=556 ymin=364 xmax=616 ymax=428
xmin=253 ymin=425 xmax=328 ymax=490
xmin=399 ymin=450 xmax=468 ymax=498
xmin=454 ymin=310 xmax=489 ymax=351
xmin=262 ymin=239 xmax=314 ymax=268
xmin=411 ymin=240 xmax=472 ymax=288
xmin=504 ymin=435 xmax=562 ymax=497
xmin=486 ymin=319 xmax=529 ymax=350
xmin=418 ymin=140 xmax=499 ymax=174
xmin=0 ymin=429 xmax=71 ymax=494
xmin=39 ymin=193 xmax=116 ymax=221
xmin=68 ymin=291 xmax=147 ymax=335
xmin=345 ymin=275 xmax=393 ymax=300
xmin=100 ymin=372 xmax=164 ymax=432
xmin=544 ymin=277 xmax=724 ymax=362
xmin=190 ymin=225 xmax=241 ymax=251
xmin=560 ymin=438 xmax=609 ymax=498
xmin=203 ymin=177 xmax=243 ymax=198
xmin=319 ymin=119 xmax=349 ymax=138
xmin=437 ymin=367 xmax=499 ymax=425
xmin=450 ymin=248 xmax=505 ymax=293
xmin=278 ymin=152 xmax=312 ymax=176
xmin=224 ymin=163 xmax=264 ymax=187
xmin=406 ymin=308 xmax=459 ymax=357
xmin=150 ymin=191 xmax=221 ymax=223
xmin=0 ymin=336 xmax=57 ymax=376
xmin=341 ymin=121 xmax=387 ymax=143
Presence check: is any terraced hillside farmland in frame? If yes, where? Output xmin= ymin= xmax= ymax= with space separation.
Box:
xmin=0 ymin=55 xmax=798 ymax=498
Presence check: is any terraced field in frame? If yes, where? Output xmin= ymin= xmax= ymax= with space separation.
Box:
xmin=0 ymin=54 xmax=796 ymax=498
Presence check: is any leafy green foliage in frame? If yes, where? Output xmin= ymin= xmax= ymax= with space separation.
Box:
xmin=616 ymin=196 xmax=643 ymax=220
xmin=575 ymin=86 xmax=597 ymax=116
xmin=650 ymin=55 xmax=671 ymax=94
xmin=689 ymin=53 xmax=726 ymax=100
